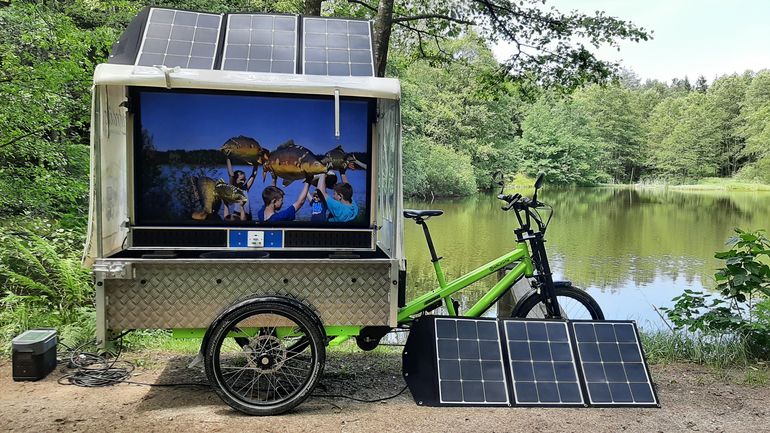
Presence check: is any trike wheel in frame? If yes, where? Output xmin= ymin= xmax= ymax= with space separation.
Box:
xmin=204 ymin=299 xmax=325 ymax=416
xmin=511 ymin=286 xmax=604 ymax=320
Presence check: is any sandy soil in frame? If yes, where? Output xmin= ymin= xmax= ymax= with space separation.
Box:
xmin=1 ymin=351 xmax=769 ymax=433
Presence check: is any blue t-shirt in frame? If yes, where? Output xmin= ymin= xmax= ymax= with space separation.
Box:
xmin=326 ymin=197 xmax=358 ymax=222
xmin=257 ymin=205 xmax=296 ymax=222
xmin=310 ymin=201 xmax=327 ymax=222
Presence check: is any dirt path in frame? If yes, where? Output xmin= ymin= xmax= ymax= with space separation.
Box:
xmin=1 ymin=351 xmax=769 ymax=433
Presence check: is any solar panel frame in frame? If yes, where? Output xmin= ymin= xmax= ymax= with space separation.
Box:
xmin=434 ymin=317 xmax=510 ymax=406
xmin=501 ymin=319 xmax=587 ymax=407
xmin=301 ymin=17 xmax=375 ymax=77
xmin=571 ymin=320 xmax=660 ymax=407
xmin=221 ymin=14 xmax=299 ymax=74
xmin=135 ymin=8 xmax=223 ymax=70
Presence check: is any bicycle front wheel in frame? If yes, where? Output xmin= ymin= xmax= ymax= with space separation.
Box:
xmin=511 ymin=286 xmax=604 ymax=320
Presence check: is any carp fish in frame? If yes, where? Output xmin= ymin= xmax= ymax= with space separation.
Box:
xmin=220 ymin=136 xmax=269 ymax=166
xmin=320 ymin=145 xmax=368 ymax=171
xmin=191 ymin=176 xmax=248 ymax=220
xmin=262 ymin=140 xmax=329 ymax=186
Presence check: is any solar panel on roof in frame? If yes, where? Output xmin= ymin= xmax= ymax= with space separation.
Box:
xmin=433 ymin=318 xmax=509 ymax=405
xmin=302 ymin=17 xmax=374 ymax=76
xmin=572 ymin=321 xmax=659 ymax=406
xmin=222 ymin=14 xmax=298 ymax=73
xmin=503 ymin=320 xmax=585 ymax=406
xmin=136 ymin=8 xmax=222 ymax=69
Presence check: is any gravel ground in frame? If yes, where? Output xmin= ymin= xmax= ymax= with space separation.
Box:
xmin=1 ymin=350 xmax=769 ymax=433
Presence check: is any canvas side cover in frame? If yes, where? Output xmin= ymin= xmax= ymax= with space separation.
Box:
xmin=83 ymin=85 xmax=130 ymax=266
xmin=375 ymin=98 xmax=404 ymax=262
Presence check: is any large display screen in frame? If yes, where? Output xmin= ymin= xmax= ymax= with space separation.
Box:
xmin=133 ymin=88 xmax=373 ymax=228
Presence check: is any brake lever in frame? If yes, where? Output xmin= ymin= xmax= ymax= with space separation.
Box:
xmin=501 ymin=193 xmax=521 ymax=210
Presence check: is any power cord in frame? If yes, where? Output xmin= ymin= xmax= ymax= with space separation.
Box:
xmin=57 ymin=335 xmax=209 ymax=388
xmin=57 ymin=335 xmax=410 ymax=403
xmin=313 ymin=384 xmax=409 ymax=403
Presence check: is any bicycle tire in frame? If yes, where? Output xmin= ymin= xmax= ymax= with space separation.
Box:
xmin=204 ymin=299 xmax=325 ymax=416
xmin=511 ymin=285 xmax=604 ymax=320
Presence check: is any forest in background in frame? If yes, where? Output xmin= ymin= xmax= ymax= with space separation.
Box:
xmin=0 ymin=0 xmax=768 ymax=347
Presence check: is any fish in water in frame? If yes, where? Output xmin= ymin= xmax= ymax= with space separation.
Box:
xmin=320 ymin=145 xmax=368 ymax=171
xmin=220 ymin=136 xmax=269 ymax=166
xmin=262 ymin=139 xmax=329 ymax=186
xmin=191 ymin=176 xmax=248 ymax=220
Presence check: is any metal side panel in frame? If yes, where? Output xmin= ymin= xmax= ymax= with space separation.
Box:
xmin=102 ymin=260 xmax=394 ymax=330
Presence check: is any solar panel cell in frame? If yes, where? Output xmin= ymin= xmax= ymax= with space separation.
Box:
xmin=558 ymin=383 xmax=583 ymax=403
xmin=146 ymin=23 xmax=172 ymax=39
xmin=174 ymin=12 xmax=198 ymax=27
xmin=348 ymin=21 xmax=370 ymax=34
xmin=350 ymin=63 xmax=374 ymax=76
xmin=533 ymin=362 xmax=556 ymax=381
xmin=481 ymin=360 xmax=505 ymax=381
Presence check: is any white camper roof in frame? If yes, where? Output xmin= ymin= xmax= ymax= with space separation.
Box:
xmin=92 ymin=64 xmax=401 ymax=99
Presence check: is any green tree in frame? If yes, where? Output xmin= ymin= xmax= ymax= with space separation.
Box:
xmin=398 ymin=35 xmax=523 ymax=194
xmin=516 ymin=96 xmax=609 ymax=184
xmin=646 ymin=93 xmax=722 ymax=179
xmin=572 ymin=84 xmax=647 ymax=182
xmin=318 ymin=0 xmax=650 ymax=84
xmin=708 ymin=73 xmax=750 ymax=176
xmin=740 ymin=70 xmax=770 ymax=161
xmin=695 ymin=75 xmax=708 ymax=93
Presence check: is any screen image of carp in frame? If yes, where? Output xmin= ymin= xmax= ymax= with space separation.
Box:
xmin=134 ymin=90 xmax=372 ymax=228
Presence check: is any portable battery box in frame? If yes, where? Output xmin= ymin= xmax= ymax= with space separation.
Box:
xmin=12 ymin=329 xmax=58 ymax=381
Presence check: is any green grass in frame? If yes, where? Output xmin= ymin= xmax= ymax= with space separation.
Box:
xmin=623 ymin=177 xmax=770 ymax=191
xmin=640 ymin=330 xmax=753 ymax=368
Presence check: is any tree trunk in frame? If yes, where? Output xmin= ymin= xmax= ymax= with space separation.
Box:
xmin=303 ymin=0 xmax=322 ymax=16
xmin=373 ymin=0 xmax=394 ymax=77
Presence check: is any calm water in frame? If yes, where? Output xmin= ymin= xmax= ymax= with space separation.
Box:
xmin=404 ymin=187 xmax=770 ymax=329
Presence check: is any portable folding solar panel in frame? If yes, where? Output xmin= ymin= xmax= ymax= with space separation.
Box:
xmin=503 ymin=319 xmax=585 ymax=406
xmin=571 ymin=320 xmax=659 ymax=407
xmin=403 ymin=316 xmax=509 ymax=406
xmin=403 ymin=316 xmax=660 ymax=408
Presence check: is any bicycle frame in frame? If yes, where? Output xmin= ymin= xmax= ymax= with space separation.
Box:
xmin=396 ymin=241 xmax=535 ymax=323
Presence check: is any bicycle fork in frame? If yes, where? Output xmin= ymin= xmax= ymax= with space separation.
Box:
xmin=526 ymin=234 xmax=562 ymax=318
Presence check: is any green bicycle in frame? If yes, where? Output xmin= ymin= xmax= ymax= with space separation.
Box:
xmin=203 ymin=173 xmax=604 ymax=415
xmin=355 ymin=171 xmax=604 ymax=349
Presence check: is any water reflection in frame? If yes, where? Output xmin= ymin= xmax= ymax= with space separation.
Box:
xmin=404 ymin=187 xmax=770 ymax=329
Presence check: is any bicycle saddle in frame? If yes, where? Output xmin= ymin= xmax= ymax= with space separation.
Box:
xmin=403 ymin=209 xmax=444 ymax=219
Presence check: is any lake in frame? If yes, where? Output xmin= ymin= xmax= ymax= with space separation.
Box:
xmin=403 ymin=187 xmax=770 ymax=330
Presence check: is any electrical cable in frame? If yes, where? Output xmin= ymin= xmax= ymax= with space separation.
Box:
xmin=57 ymin=334 xmax=407 ymax=401
xmin=313 ymin=384 xmax=409 ymax=403
xmin=57 ymin=336 xmax=209 ymax=388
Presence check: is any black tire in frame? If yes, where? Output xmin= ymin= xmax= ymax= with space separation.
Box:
xmin=511 ymin=286 xmax=604 ymax=320
xmin=204 ymin=300 xmax=326 ymax=416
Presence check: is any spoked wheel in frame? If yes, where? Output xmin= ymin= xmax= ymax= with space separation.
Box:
xmin=511 ymin=286 xmax=604 ymax=320
xmin=204 ymin=299 xmax=325 ymax=416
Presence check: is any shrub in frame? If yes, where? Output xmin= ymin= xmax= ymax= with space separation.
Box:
xmin=662 ymin=228 xmax=770 ymax=358
xmin=0 ymin=225 xmax=93 ymax=352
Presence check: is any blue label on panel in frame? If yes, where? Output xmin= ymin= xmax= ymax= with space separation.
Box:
xmin=264 ymin=230 xmax=282 ymax=248
xmin=229 ymin=230 xmax=249 ymax=247
xmin=228 ymin=230 xmax=282 ymax=248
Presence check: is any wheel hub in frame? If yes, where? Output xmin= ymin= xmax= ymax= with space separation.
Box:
xmin=243 ymin=334 xmax=287 ymax=373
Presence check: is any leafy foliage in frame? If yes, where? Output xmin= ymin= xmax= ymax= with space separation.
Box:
xmin=662 ymin=229 xmax=770 ymax=357
xmin=0 ymin=223 xmax=94 ymax=351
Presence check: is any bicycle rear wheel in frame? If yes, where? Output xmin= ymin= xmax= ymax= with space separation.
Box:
xmin=204 ymin=299 xmax=325 ymax=416
xmin=511 ymin=286 xmax=604 ymax=320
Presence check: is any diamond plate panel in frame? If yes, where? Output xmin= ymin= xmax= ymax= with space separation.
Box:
xmin=104 ymin=262 xmax=392 ymax=329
